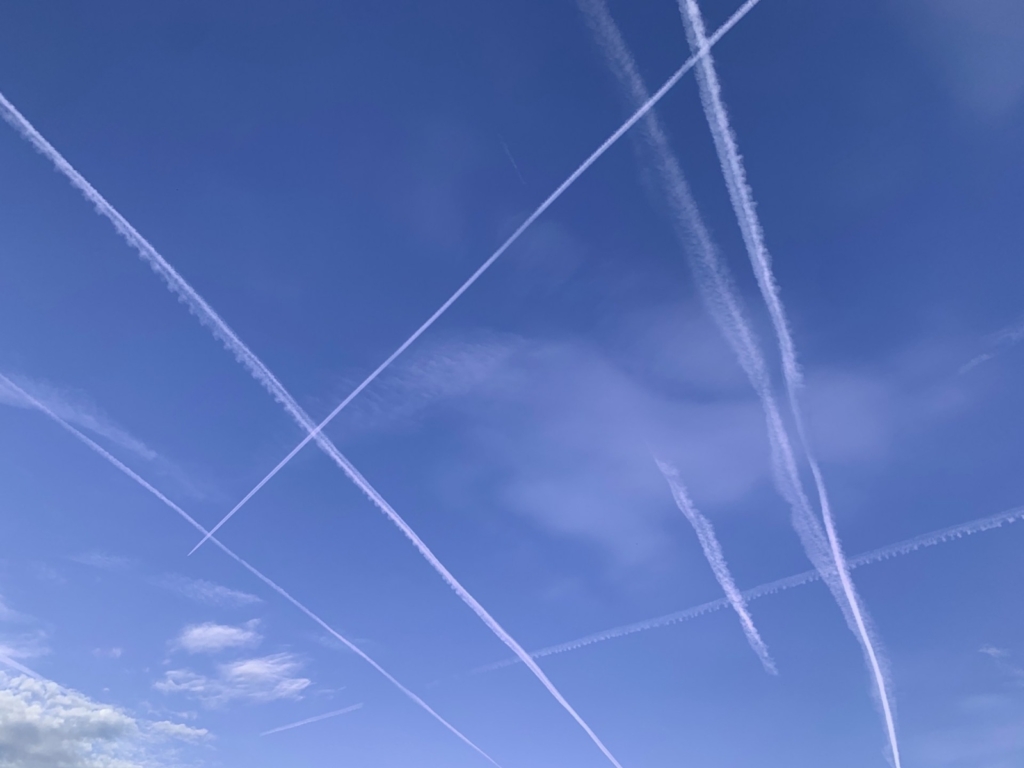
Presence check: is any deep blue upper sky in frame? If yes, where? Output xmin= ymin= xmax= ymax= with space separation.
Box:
xmin=2 ymin=1 xmax=1024 ymax=767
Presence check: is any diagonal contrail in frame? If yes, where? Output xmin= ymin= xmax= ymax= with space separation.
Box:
xmin=261 ymin=703 xmax=364 ymax=736
xmin=0 ymin=373 xmax=501 ymax=768
xmin=655 ymin=457 xmax=776 ymax=674
xmin=2 ymin=102 xmax=631 ymax=768
xmin=575 ymin=0 xmax=845 ymax=641
xmin=476 ymin=504 xmax=1024 ymax=674
xmin=677 ymin=1 xmax=901 ymax=763
xmin=0 ymin=12 xmax=761 ymax=759
xmin=180 ymin=0 xmax=762 ymax=551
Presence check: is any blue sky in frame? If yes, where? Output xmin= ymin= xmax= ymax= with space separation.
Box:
xmin=2 ymin=0 xmax=1024 ymax=766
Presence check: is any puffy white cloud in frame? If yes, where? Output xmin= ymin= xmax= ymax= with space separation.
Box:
xmin=155 ymin=653 xmax=310 ymax=707
xmin=154 ymin=575 xmax=262 ymax=609
xmin=0 ymin=672 xmax=201 ymax=768
xmin=173 ymin=621 xmax=261 ymax=654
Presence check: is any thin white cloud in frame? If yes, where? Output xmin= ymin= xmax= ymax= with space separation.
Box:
xmin=70 ymin=552 xmax=133 ymax=571
xmin=154 ymin=574 xmax=262 ymax=608
xmin=155 ymin=653 xmax=311 ymax=707
xmin=0 ymin=595 xmax=26 ymax=623
xmin=0 ymin=375 xmax=156 ymax=463
xmin=0 ymin=630 xmax=50 ymax=663
xmin=0 ymin=671 xmax=201 ymax=768
xmin=961 ymin=316 xmax=1024 ymax=373
xmin=173 ymin=621 xmax=262 ymax=654
xmin=145 ymin=720 xmax=211 ymax=743
xmin=980 ymin=645 xmax=1010 ymax=659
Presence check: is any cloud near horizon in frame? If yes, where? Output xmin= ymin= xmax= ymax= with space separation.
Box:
xmin=0 ymin=671 xmax=205 ymax=768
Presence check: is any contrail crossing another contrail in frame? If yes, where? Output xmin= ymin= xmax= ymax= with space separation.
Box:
xmin=0 ymin=373 xmax=501 ymax=768
xmin=476 ymin=503 xmax=1024 ymax=674
xmin=678 ymin=1 xmax=900 ymax=763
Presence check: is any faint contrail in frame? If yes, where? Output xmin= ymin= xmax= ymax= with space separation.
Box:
xmin=655 ymin=457 xmax=776 ymax=674
xmin=677 ymin=1 xmax=901 ymax=763
xmin=0 ymin=374 xmax=500 ymax=768
xmin=576 ymin=0 xmax=845 ymax=642
xmin=261 ymin=703 xmax=364 ymax=736
xmin=476 ymin=503 xmax=1024 ymax=674
xmin=1 ymin=100 xmax=625 ymax=768
xmin=499 ymin=137 xmax=527 ymax=187
xmin=0 ymin=652 xmax=42 ymax=680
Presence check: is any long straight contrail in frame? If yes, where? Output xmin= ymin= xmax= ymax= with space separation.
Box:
xmin=476 ymin=504 xmax=1024 ymax=674
xmin=0 ymin=13 xmax=764 ymax=760
xmin=261 ymin=703 xmax=364 ymax=736
xmin=173 ymin=0 xmax=762 ymax=550
xmin=3 ymin=102 xmax=626 ymax=768
xmin=677 ymin=1 xmax=901 ymax=764
xmin=0 ymin=374 xmax=500 ymax=768
xmin=655 ymin=457 xmax=776 ymax=674
xmin=576 ymin=0 xmax=847 ymax=645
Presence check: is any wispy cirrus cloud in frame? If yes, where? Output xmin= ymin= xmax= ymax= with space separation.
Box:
xmin=154 ymin=574 xmax=263 ymax=608
xmin=70 ymin=552 xmax=134 ymax=572
xmin=155 ymin=653 xmax=311 ymax=707
xmin=0 ymin=374 xmax=156 ymax=462
xmin=173 ymin=621 xmax=262 ymax=654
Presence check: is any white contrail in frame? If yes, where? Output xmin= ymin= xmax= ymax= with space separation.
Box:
xmin=655 ymin=457 xmax=776 ymax=674
xmin=576 ymin=0 xmax=845 ymax=638
xmin=0 ymin=374 xmax=500 ymax=768
xmin=477 ymin=504 xmax=1024 ymax=674
xmin=171 ymin=0 xmax=761 ymax=549
xmin=2 ymin=100 xmax=626 ymax=768
xmin=261 ymin=703 xmax=364 ymax=736
xmin=500 ymin=137 xmax=528 ymax=188
xmin=0 ymin=652 xmax=43 ymax=680
xmin=677 ymin=1 xmax=901 ymax=764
